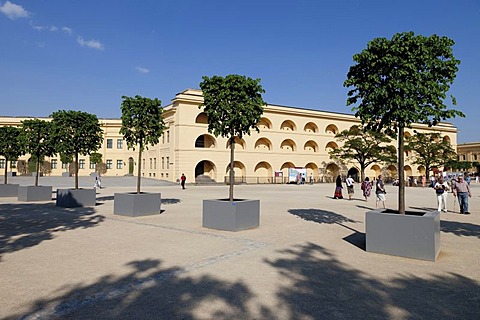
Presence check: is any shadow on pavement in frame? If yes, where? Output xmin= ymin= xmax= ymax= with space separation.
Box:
xmin=288 ymin=208 xmax=360 ymax=233
xmin=265 ymin=242 xmax=480 ymax=319
xmin=441 ymin=220 xmax=480 ymax=239
xmin=0 ymin=203 xmax=104 ymax=261
xmin=9 ymin=258 xmax=256 ymax=320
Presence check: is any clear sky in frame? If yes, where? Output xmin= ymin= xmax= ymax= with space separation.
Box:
xmin=1 ymin=0 xmax=479 ymax=143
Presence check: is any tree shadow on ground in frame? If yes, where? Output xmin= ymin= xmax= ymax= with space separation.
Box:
xmin=288 ymin=208 xmax=360 ymax=233
xmin=0 ymin=203 xmax=104 ymax=261
xmin=162 ymin=198 xmax=180 ymax=205
xmin=8 ymin=258 xmax=256 ymax=320
xmin=265 ymin=242 xmax=480 ymax=319
xmin=441 ymin=220 xmax=480 ymax=239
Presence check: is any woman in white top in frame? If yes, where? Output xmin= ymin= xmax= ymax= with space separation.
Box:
xmin=434 ymin=177 xmax=449 ymax=213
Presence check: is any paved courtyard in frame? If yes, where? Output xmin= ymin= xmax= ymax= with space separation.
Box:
xmin=1 ymin=176 xmax=479 ymax=319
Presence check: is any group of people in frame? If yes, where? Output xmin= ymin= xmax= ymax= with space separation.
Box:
xmin=333 ymin=173 xmax=473 ymax=214
xmin=333 ymin=174 xmax=386 ymax=208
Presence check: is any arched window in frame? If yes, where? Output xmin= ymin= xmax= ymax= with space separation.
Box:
xmin=280 ymin=120 xmax=296 ymax=131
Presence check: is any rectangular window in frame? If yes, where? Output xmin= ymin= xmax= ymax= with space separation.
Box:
xmin=89 ymin=162 xmax=96 ymax=169
xmin=0 ymin=159 xmax=5 ymax=169
xmin=149 ymin=158 xmax=152 ymax=169
xmin=142 ymin=159 xmax=145 ymax=169
xmin=79 ymin=159 xmax=85 ymax=169
xmin=10 ymin=160 xmax=17 ymax=168
xmin=154 ymin=158 xmax=156 ymax=169
xmin=62 ymin=162 xmax=68 ymax=169
xmin=116 ymin=160 xmax=123 ymax=169
xmin=117 ymin=139 xmax=123 ymax=149
xmin=51 ymin=159 xmax=57 ymax=169
xmin=167 ymin=130 xmax=170 ymax=143
xmin=162 ymin=134 xmax=165 ymax=144
xmin=166 ymin=157 xmax=169 ymax=169
xmin=162 ymin=157 xmax=165 ymax=169
xmin=475 ymin=155 xmax=478 ymax=161
xmin=106 ymin=139 xmax=113 ymax=149
xmin=106 ymin=160 xmax=113 ymax=169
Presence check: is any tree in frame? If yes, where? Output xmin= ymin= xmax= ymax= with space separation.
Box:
xmin=344 ymin=32 xmax=464 ymax=214
xmin=329 ymin=125 xmax=397 ymax=182
xmin=0 ymin=126 xmax=25 ymax=184
xmin=51 ymin=110 xmax=103 ymax=189
xmin=89 ymin=152 xmax=105 ymax=176
xmin=120 ymin=95 xmax=166 ymax=194
xmin=60 ymin=153 xmax=73 ymax=173
xmin=20 ymin=119 xmax=56 ymax=186
xmin=405 ymin=132 xmax=456 ymax=179
xmin=444 ymin=159 xmax=473 ymax=172
xmin=199 ymin=74 xmax=266 ymax=201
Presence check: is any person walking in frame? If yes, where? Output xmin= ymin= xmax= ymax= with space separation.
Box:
xmin=309 ymin=174 xmax=314 ymax=185
xmin=180 ymin=173 xmax=186 ymax=190
xmin=375 ymin=175 xmax=386 ymax=209
xmin=434 ymin=177 xmax=449 ymax=213
xmin=333 ymin=175 xmax=343 ymax=199
xmin=452 ymin=175 xmax=472 ymax=214
xmin=361 ymin=177 xmax=372 ymax=201
xmin=345 ymin=175 xmax=355 ymax=200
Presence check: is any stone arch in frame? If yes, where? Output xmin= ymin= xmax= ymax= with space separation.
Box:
xmin=325 ymin=162 xmax=340 ymax=183
xmin=304 ymin=122 xmax=318 ymax=133
xmin=281 ymin=139 xmax=296 ymax=152
xmin=226 ymin=161 xmax=246 ymax=176
xmin=384 ymin=164 xmax=398 ymax=182
xmin=443 ymin=135 xmax=451 ymax=144
xmin=195 ymin=134 xmax=216 ymax=148
xmin=304 ymin=140 xmax=318 ymax=153
xmin=280 ymin=120 xmax=296 ymax=131
xmin=280 ymin=162 xmax=295 ymax=177
xmin=370 ymin=164 xmax=382 ymax=179
xmin=305 ymin=162 xmax=319 ymax=176
xmin=258 ymin=117 xmax=272 ymax=130
xmin=325 ymin=141 xmax=338 ymax=152
xmin=325 ymin=124 xmax=339 ymax=135
xmin=195 ymin=160 xmax=216 ymax=181
xmin=417 ymin=165 xmax=426 ymax=175
xmin=254 ymin=161 xmax=273 ymax=178
xmin=225 ymin=137 xmax=246 ymax=150
xmin=404 ymin=131 xmax=412 ymax=139
xmin=347 ymin=167 xmax=360 ymax=182
xmin=404 ymin=165 xmax=413 ymax=177
xmin=195 ymin=112 xmax=208 ymax=124
xmin=254 ymin=138 xmax=272 ymax=151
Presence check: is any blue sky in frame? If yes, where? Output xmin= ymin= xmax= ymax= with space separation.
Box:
xmin=1 ymin=0 xmax=479 ymax=143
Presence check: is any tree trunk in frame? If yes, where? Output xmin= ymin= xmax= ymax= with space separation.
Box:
xmin=75 ymin=153 xmax=79 ymax=189
xmin=398 ymin=126 xmax=405 ymax=215
xmin=360 ymin=163 xmax=366 ymax=182
xmin=229 ymin=136 xmax=235 ymax=202
xmin=137 ymin=145 xmax=143 ymax=194
xmin=35 ymin=155 xmax=40 ymax=187
xmin=4 ymin=159 xmax=8 ymax=184
xmin=425 ymin=165 xmax=430 ymax=181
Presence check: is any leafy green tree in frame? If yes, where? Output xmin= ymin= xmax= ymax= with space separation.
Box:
xmin=199 ymin=74 xmax=266 ymax=201
xmin=444 ymin=159 xmax=473 ymax=171
xmin=120 ymin=95 xmax=166 ymax=194
xmin=344 ymin=32 xmax=464 ymax=214
xmin=20 ymin=119 xmax=56 ymax=186
xmin=51 ymin=110 xmax=103 ymax=189
xmin=89 ymin=152 xmax=103 ymax=175
xmin=405 ymin=132 xmax=456 ymax=179
xmin=329 ymin=125 xmax=397 ymax=182
xmin=0 ymin=126 xmax=25 ymax=184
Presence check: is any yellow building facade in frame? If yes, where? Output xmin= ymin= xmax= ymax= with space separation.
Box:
xmin=0 ymin=89 xmax=459 ymax=183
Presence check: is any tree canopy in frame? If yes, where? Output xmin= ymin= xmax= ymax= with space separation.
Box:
xmin=120 ymin=95 xmax=166 ymax=194
xmin=344 ymin=32 xmax=463 ymax=214
xmin=329 ymin=125 xmax=397 ymax=182
xmin=199 ymin=74 xmax=266 ymax=201
xmin=51 ymin=110 xmax=103 ymax=189
xmin=0 ymin=126 xmax=25 ymax=184
xmin=405 ymin=132 xmax=456 ymax=179
xmin=20 ymin=119 xmax=56 ymax=186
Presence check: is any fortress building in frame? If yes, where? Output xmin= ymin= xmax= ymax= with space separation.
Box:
xmin=0 ymin=89 xmax=459 ymax=183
